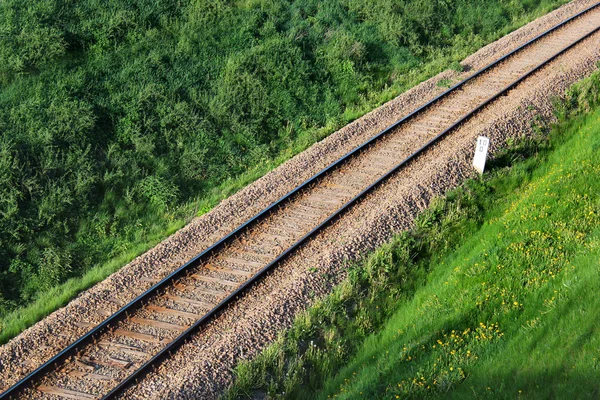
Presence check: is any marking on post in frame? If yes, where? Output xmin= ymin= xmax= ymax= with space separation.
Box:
xmin=473 ymin=136 xmax=490 ymax=174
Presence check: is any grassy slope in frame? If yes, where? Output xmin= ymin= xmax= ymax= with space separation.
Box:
xmin=0 ymin=0 xmax=569 ymax=343
xmin=224 ymin=71 xmax=600 ymax=399
xmin=323 ymin=112 xmax=600 ymax=399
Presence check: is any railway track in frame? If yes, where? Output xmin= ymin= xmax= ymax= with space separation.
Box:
xmin=2 ymin=3 xmax=600 ymax=399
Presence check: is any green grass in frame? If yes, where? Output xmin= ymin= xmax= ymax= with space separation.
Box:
xmin=0 ymin=0 xmax=570 ymax=343
xmin=223 ymin=69 xmax=600 ymax=399
xmin=0 ymin=220 xmax=183 ymax=343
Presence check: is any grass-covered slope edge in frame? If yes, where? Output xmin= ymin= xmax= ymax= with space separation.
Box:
xmin=223 ymin=67 xmax=600 ymax=399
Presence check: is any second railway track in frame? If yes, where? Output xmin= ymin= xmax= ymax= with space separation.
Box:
xmin=3 ymin=3 xmax=600 ymax=399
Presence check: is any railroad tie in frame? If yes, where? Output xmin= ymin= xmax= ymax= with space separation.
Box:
xmin=409 ymin=122 xmax=439 ymax=132
xmin=323 ymin=182 xmax=354 ymax=192
xmin=114 ymin=328 xmax=170 ymax=345
xmin=292 ymin=205 xmax=329 ymax=217
xmin=74 ymin=358 xmax=95 ymax=372
xmin=164 ymin=293 xmax=214 ymax=309
xmin=68 ymin=370 xmax=116 ymax=381
xmin=280 ymin=214 xmax=312 ymax=225
xmin=204 ymin=263 xmax=254 ymax=277
xmin=37 ymin=386 xmax=97 ymax=400
xmin=145 ymin=304 xmax=202 ymax=319
xmin=174 ymin=283 xmax=227 ymax=298
xmin=357 ymin=166 xmax=387 ymax=176
xmin=78 ymin=355 xmax=132 ymax=370
xmin=129 ymin=317 xmax=188 ymax=332
xmin=239 ymin=249 xmax=274 ymax=261
xmin=309 ymin=193 xmax=347 ymax=202
xmin=260 ymin=232 xmax=292 ymax=242
xmin=218 ymin=256 xmax=264 ymax=268
xmin=190 ymin=274 xmax=239 ymax=287
xmin=97 ymin=340 xmax=149 ymax=358
xmin=286 ymin=209 xmax=323 ymax=221
xmin=294 ymin=201 xmax=333 ymax=212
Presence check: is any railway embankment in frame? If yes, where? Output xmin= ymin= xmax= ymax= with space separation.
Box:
xmin=1 ymin=1 xmax=599 ymax=398
xmin=224 ymin=69 xmax=600 ymax=399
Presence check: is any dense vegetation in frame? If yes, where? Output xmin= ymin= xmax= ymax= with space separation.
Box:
xmin=0 ymin=0 xmax=566 ymax=336
xmin=224 ymin=70 xmax=600 ymax=399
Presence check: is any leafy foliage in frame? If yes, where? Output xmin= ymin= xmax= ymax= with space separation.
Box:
xmin=0 ymin=0 xmax=565 ymax=320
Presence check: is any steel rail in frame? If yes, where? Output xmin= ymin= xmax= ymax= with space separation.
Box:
xmin=2 ymin=2 xmax=599 ymax=398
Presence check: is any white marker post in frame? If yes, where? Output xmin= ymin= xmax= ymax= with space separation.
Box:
xmin=473 ymin=136 xmax=489 ymax=174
